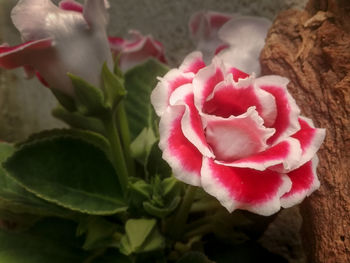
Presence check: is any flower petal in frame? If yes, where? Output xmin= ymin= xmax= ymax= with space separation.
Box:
xmin=0 ymin=39 xmax=53 ymax=69
xmin=83 ymin=0 xmax=109 ymax=30
xmin=193 ymin=57 xmax=225 ymax=110
xmin=169 ymin=84 xmax=214 ymax=158
xmin=217 ymin=16 xmax=271 ymax=74
xmin=151 ymin=70 xmax=194 ymax=116
xmin=159 ymin=106 xmax=202 ymax=186
xmin=281 ymin=157 xmax=320 ymax=208
xmin=204 ymin=107 xmax=275 ymax=162
xmin=201 ymin=157 xmax=292 ymax=216
xmin=113 ymin=31 xmax=166 ymax=72
xmin=292 ymin=117 xmax=326 ymax=166
xmin=189 ymin=11 xmax=233 ymax=63
xmin=203 ymin=75 xmax=277 ymax=126
xmin=59 ymin=0 xmax=83 ymax=12
xmin=178 ymin=51 xmax=206 ymax=74
xmin=218 ymin=137 xmax=302 ymax=172
xmin=255 ymin=75 xmax=301 ymax=144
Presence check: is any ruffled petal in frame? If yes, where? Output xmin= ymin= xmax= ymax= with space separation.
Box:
xmin=0 ymin=39 xmax=53 ymax=69
xmin=292 ymin=117 xmax=326 ymax=166
xmin=159 ymin=106 xmax=202 ymax=186
xmin=218 ymin=137 xmax=302 ymax=172
xmin=203 ymin=75 xmax=277 ymax=126
xmin=169 ymin=84 xmax=214 ymax=158
xmin=151 ymin=70 xmax=194 ymax=116
xmin=111 ymin=31 xmax=166 ymax=72
xmin=227 ymin=67 xmax=249 ymax=82
xmin=255 ymin=75 xmax=301 ymax=145
xmin=193 ymin=57 xmax=225 ymax=110
xmin=281 ymin=157 xmax=320 ymax=208
xmin=201 ymin=157 xmax=292 ymax=216
xmin=217 ymin=16 xmax=271 ymax=74
xmin=204 ymin=107 xmax=275 ymax=162
xmin=178 ymin=51 xmax=206 ymax=74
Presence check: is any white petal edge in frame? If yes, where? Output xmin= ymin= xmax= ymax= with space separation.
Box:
xmin=201 ymin=157 xmax=292 ymax=216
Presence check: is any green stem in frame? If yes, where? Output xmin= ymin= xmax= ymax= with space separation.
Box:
xmin=169 ymin=185 xmax=197 ymax=240
xmin=190 ymin=200 xmax=219 ymax=213
xmin=103 ymin=111 xmax=129 ymax=196
xmin=115 ymin=101 xmax=135 ymax=178
xmin=184 ymin=224 xmax=213 ymax=239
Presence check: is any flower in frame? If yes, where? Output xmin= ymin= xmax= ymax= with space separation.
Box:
xmin=189 ymin=11 xmax=271 ymax=75
xmin=0 ymin=0 xmax=113 ymax=96
xmin=151 ymin=52 xmax=325 ymax=216
xmin=109 ymin=30 xmax=167 ymax=72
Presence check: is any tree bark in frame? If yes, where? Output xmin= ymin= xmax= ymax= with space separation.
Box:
xmin=260 ymin=1 xmax=350 ymax=262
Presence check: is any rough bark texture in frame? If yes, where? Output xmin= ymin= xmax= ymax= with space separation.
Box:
xmin=260 ymin=0 xmax=350 ymax=262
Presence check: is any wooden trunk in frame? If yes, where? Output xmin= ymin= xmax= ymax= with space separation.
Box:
xmin=260 ymin=0 xmax=350 ymax=262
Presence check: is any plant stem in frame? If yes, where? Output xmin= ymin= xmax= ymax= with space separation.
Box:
xmin=103 ymin=111 xmax=129 ymax=196
xmin=184 ymin=224 xmax=213 ymax=239
xmin=115 ymin=101 xmax=135 ymax=178
xmin=169 ymin=185 xmax=197 ymax=240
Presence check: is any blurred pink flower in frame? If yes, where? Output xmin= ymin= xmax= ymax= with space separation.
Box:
xmin=0 ymin=0 xmax=113 ymax=96
xmin=189 ymin=11 xmax=271 ymax=75
xmin=109 ymin=30 xmax=166 ymax=72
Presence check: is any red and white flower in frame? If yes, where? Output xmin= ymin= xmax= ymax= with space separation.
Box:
xmin=189 ymin=11 xmax=271 ymax=75
xmin=109 ymin=30 xmax=166 ymax=72
xmin=151 ymin=52 xmax=325 ymax=216
xmin=0 ymin=0 xmax=113 ymax=96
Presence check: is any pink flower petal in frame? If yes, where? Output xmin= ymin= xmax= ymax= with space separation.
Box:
xmin=227 ymin=67 xmax=249 ymax=82
xmin=256 ymin=75 xmax=301 ymax=144
xmin=193 ymin=57 xmax=225 ymax=110
xmin=159 ymin=106 xmax=202 ymax=186
xmin=83 ymin=0 xmax=109 ymax=29
xmin=178 ymin=51 xmax=206 ymax=74
xmin=11 ymin=0 xmax=58 ymax=41
xmin=151 ymin=70 xmax=194 ymax=116
xmin=281 ymin=157 xmax=320 ymax=208
xmin=189 ymin=11 xmax=233 ymax=63
xmin=201 ymin=157 xmax=292 ymax=215
xmin=0 ymin=39 xmax=53 ymax=69
xmin=116 ymin=31 xmax=166 ymax=72
xmin=217 ymin=16 xmax=271 ymax=74
xmin=292 ymin=117 xmax=326 ymax=166
xmin=169 ymin=84 xmax=214 ymax=158
xmin=218 ymin=137 xmax=302 ymax=172
xmin=203 ymin=75 xmax=277 ymax=126
xmin=59 ymin=0 xmax=83 ymax=12
xmin=204 ymin=107 xmax=275 ymax=162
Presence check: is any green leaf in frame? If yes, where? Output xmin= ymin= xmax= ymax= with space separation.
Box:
xmin=177 ymin=252 xmax=213 ymax=263
xmin=129 ymin=179 xmax=153 ymax=200
xmin=52 ymin=106 xmax=105 ymax=135
xmin=18 ymin=128 xmax=112 ymax=162
xmin=51 ymin=88 xmax=77 ymax=112
xmin=101 ymin=62 xmax=126 ymax=110
xmin=0 ymin=218 xmax=88 ymax=262
xmin=146 ymin=141 xmax=172 ymax=179
xmin=130 ymin=127 xmax=157 ymax=165
xmin=143 ymin=196 xmax=181 ymax=218
xmin=69 ymin=73 xmax=106 ymax=116
xmin=92 ymin=249 xmax=132 ymax=263
xmin=77 ymin=216 xmax=119 ymax=250
xmin=120 ymin=218 xmax=165 ymax=255
xmin=0 ymin=143 xmax=75 ymax=220
xmin=4 ymin=136 xmax=127 ymax=215
xmin=124 ymin=59 xmax=169 ymax=139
